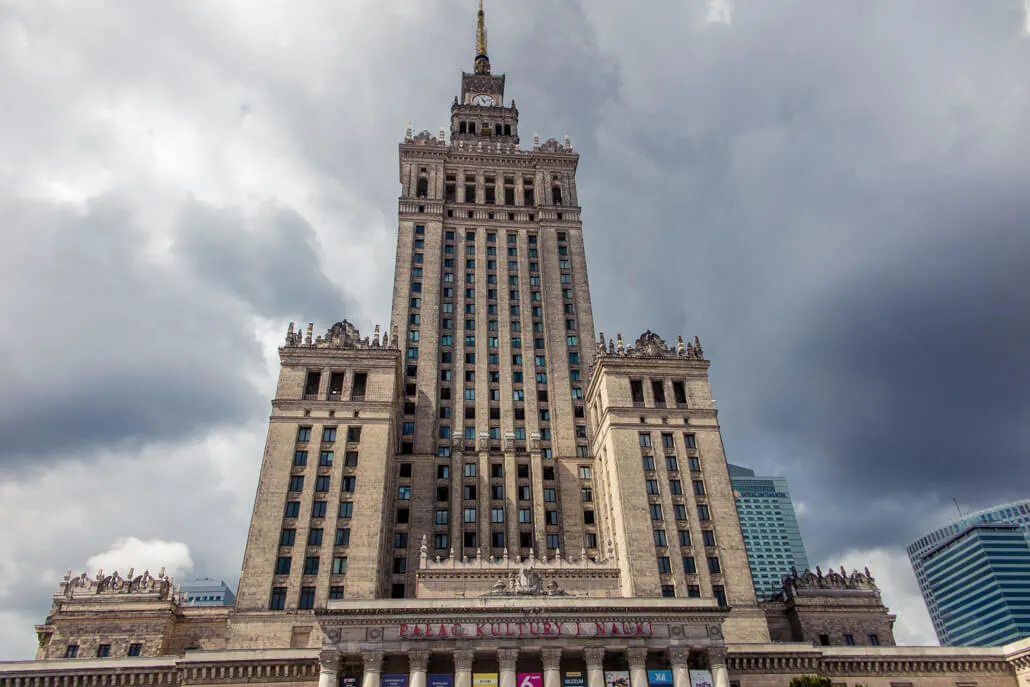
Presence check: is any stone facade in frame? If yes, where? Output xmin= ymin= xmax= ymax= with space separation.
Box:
xmin=6 ymin=5 xmax=1030 ymax=687
xmin=761 ymin=568 xmax=896 ymax=647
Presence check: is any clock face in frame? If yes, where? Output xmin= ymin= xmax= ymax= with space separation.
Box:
xmin=472 ymin=94 xmax=496 ymax=107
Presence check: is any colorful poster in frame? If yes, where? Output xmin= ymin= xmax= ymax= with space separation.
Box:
xmin=604 ymin=672 xmax=630 ymax=687
xmin=383 ymin=676 xmax=409 ymax=687
xmin=429 ymin=676 xmax=454 ymax=687
xmin=647 ymin=671 xmax=672 ymax=686
xmin=473 ymin=674 xmax=499 ymax=687
xmin=518 ymin=673 xmax=543 ymax=687
xmin=563 ymin=673 xmax=585 ymax=687
xmin=340 ymin=678 xmax=359 ymax=687
xmin=689 ymin=671 xmax=713 ymax=687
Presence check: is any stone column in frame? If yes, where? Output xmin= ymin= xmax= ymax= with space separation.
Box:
xmin=499 ymin=648 xmax=519 ymax=687
xmin=410 ymin=650 xmax=430 ymax=687
xmin=319 ymin=650 xmax=341 ymax=687
xmin=708 ymin=649 xmax=728 ymax=687
xmin=584 ymin=648 xmax=605 ymax=687
xmin=455 ymin=650 xmax=475 ymax=687
xmin=627 ymin=648 xmax=648 ymax=687
xmin=362 ymin=651 xmax=384 ymax=687
xmin=668 ymin=648 xmax=689 ymax=687
xmin=542 ymin=648 xmax=562 ymax=687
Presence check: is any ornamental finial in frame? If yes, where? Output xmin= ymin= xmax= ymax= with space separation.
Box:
xmin=474 ymin=0 xmax=491 ymax=75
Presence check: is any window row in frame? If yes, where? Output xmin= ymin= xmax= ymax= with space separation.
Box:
xmin=269 ymin=585 xmax=345 ymax=610
xmin=279 ymin=527 xmax=350 ymax=548
xmin=293 ymin=450 xmax=359 ymax=468
xmin=297 ymin=426 xmax=361 ymax=443
xmin=630 ymin=379 xmax=689 ymax=408
xmin=302 ymin=371 xmax=368 ymax=401
xmin=64 ymin=643 xmax=143 ymax=659
xmin=284 ymin=500 xmax=353 ymax=519
xmin=639 ymin=432 xmax=698 ymax=449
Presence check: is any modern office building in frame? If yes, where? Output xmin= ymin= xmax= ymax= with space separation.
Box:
xmin=7 ymin=4 xmax=1030 ymax=687
xmin=728 ymin=465 xmax=810 ymax=600
xmin=179 ymin=578 xmax=236 ymax=607
xmin=920 ymin=523 xmax=1030 ymax=647
xmin=908 ymin=499 xmax=1030 ymax=643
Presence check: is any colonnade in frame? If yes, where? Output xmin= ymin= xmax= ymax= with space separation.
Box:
xmin=318 ymin=647 xmax=728 ymax=687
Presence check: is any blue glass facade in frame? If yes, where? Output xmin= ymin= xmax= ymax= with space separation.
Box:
xmin=907 ymin=499 xmax=1030 ymax=644
xmin=921 ymin=524 xmax=1030 ymax=646
xmin=728 ymin=464 xmax=810 ymax=600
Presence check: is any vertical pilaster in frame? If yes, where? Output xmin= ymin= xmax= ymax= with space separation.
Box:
xmin=627 ymin=648 xmax=648 ymax=687
xmin=584 ymin=648 xmax=605 ymax=687
xmin=409 ymin=650 xmax=430 ymax=687
xmin=362 ymin=651 xmax=384 ymax=687
xmin=499 ymin=648 xmax=519 ymax=687
xmin=542 ymin=648 xmax=562 ymax=687
xmin=319 ymin=650 xmax=341 ymax=687
xmin=455 ymin=650 xmax=475 ymax=687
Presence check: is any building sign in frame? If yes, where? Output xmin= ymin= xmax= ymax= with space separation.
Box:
xmin=518 ymin=673 xmax=542 ymax=687
xmin=647 ymin=671 xmax=672 ymax=686
xmin=688 ymin=671 xmax=713 ymax=687
xmin=604 ymin=672 xmax=630 ymax=687
xmin=396 ymin=621 xmax=655 ymax=640
xmin=429 ymin=676 xmax=453 ymax=687
xmin=563 ymin=673 xmax=585 ymax=687
xmin=383 ymin=676 xmax=409 ymax=687
xmin=473 ymin=674 xmax=498 ymax=687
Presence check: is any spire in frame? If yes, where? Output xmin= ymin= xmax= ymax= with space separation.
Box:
xmin=474 ymin=0 xmax=491 ymax=75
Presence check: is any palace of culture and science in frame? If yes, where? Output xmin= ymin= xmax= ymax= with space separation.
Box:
xmin=5 ymin=4 xmax=1029 ymax=687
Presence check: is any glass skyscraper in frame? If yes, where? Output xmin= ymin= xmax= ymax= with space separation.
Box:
xmin=921 ymin=523 xmax=1030 ymax=646
xmin=728 ymin=464 xmax=810 ymax=600
xmin=908 ymin=499 xmax=1030 ymax=645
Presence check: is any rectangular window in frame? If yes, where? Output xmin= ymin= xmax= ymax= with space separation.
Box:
xmin=581 ymin=487 xmax=593 ymax=502
xmin=683 ymin=556 xmax=697 ymax=574
xmin=693 ymin=481 xmax=706 ymax=497
xmin=275 ymin=556 xmax=292 ymax=575
xmin=491 ymin=507 xmax=504 ymax=523
xmin=96 ymin=644 xmax=110 ymax=658
xmin=661 ymin=433 xmax=675 ymax=449
xmin=713 ymin=585 xmax=727 ymax=607
xmin=697 ymin=505 xmax=711 ymax=521
xmin=868 ymin=634 xmax=880 ymax=646
xmin=288 ymin=476 xmax=304 ymax=492
xmin=297 ymin=426 xmax=312 ymax=442
xmin=333 ymin=556 xmax=348 ymax=575
xmin=339 ymin=502 xmax=353 ymax=518
xmin=341 ymin=476 xmax=356 ymax=493
xmin=336 ymin=528 xmax=350 ymax=546
xmin=547 ymin=534 xmax=560 ymax=549
xmin=689 ymin=456 xmax=701 ymax=472
xmin=280 ymin=528 xmax=296 ymax=546
xmin=645 ymin=479 xmax=660 ymax=495
xmin=270 ymin=587 xmax=287 ymax=610
xmin=654 ymin=529 xmax=668 ymax=547
xmin=434 ymin=533 xmax=449 ymax=549
xmin=435 ymin=510 xmax=449 ymax=525
xmin=702 ymin=530 xmax=717 ymax=547
xmin=127 ymin=643 xmax=142 ymax=657
xmin=308 ymin=528 xmax=323 ymax=546
xmin=437 ymin=465 xmax=450 ymax=479
xmin=293 ymin=450 xmax=308 ymax=467
xmin=319 ymin=451 xmax=333 ymax=467
xmin=673 ymin=381 xmax=688 ymax=405
xmin=639 ymin=433 xmax=652 ymax=447
xmin=398 ymin=486 xmax=411 ymax=500
xmin=578 ymin=466 xmax=592 ymax=479
xmin=347 ymin=427 xmax=362 ymax=442
xmin=329 ymin=586 xmax=345 ymax=600
xmin=299 ymin=586 xmax=316 ymax=610
xmin=543 ymin=488 xmax=557 ymax=502
xmin=669 ymin=480 xmax=683 ymax=495
xmin=657 ymin=556 xmax=672 ymax=573
xmin=284 ymin=501 xmax=301 ymax=518
xmin=642 ymin=455 xmax=656 ymax=471
xmin=464 ymin=507 xmax=477 ymax=523
xmin=844 ymin=634 xmax=856 ymax=646
xmin=519 ymin=508 xmax=531 ymax=523
xmin=650 ymin=503 xmax=664 ymax=521
xmin=303 ymin=556 xmax=319 ymax=575
xmin=679 ymin=530 xmax=691 ymax=547
xmin=684 ymin=433 xmax=697 ymax=449
xmin=708 ymin=556 xmax=722 ymax=574
xmin=464 ymin=462 xmax=477 ymax=477
xmin=674 ymin=504 xmax=688 ymax=521
xmin=666 ymin=455 xmax=679 ymax=472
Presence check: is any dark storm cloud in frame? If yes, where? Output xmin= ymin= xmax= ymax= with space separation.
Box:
xmin=0 ymin=194 xmax=342 ymax=467
xmin=175 ymin=199 xmax=350 ymax=321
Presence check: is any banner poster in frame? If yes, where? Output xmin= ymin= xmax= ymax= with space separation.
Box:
xmin=604 ymin=672 xmax=630 ymax=687
xmin=563 ymin=672 xmax=586 ymax=687
xmin=518 ymin=673 xmax=543 ymax=687
xmin=473 ymin=674 xmax=499 ymax=687
xmin=340 ymin=678 xmax=359 ymax=687
xmin=647 ymin=671 xmax=673 ymax=686
xmin=688 ymin=671 xmax=713 ymax=687
xmin=383 ymin=676 xmax=409 ymax=687
xmin=429 ymin=676 xmax=454 ymax=687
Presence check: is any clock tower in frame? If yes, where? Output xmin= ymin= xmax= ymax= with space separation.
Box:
xmin=452 ymin=0 xmax=518 ymax=146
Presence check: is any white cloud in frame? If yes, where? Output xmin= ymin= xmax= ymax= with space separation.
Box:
xmin=86 ymin=538 xmax=194 ymax=581
xmin=824 ymin=548 xmax=938 ymax=646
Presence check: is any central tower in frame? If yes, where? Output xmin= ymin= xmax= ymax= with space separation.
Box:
xmin=388 ymin=0 xmax=597 ymax=597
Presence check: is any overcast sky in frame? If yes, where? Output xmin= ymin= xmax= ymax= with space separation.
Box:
xmin=2 ymin=0 xmax=1029 ymax=658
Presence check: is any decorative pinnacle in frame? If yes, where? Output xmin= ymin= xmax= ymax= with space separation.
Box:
xmin=474 ymin=0 xmax=491 ymax=75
